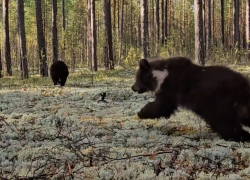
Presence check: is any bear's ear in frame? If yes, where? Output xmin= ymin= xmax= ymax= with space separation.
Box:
xmin=139 ymin=59 xmax=150 ymax=70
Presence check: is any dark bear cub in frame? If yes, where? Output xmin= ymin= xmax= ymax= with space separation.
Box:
xmin=50 ymin=60 xmax=69 ymax=86
xmin=132 ymin=56 xmax=250 ymax=142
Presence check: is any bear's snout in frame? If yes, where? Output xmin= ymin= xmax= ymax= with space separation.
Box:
xmin=132 ymin=84 xmax=147 ymax=94
xmin=131 ymin=84 xmax=138 ymax=92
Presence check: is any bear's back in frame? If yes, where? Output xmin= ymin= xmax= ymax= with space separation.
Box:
xmin=50 ymin=61 xmax=69 ymax=75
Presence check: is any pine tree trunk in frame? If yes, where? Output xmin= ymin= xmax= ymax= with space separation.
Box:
xmin=52 ymin=0 xmax=58 ymax=62
xmin=164 ymin=0 xmax=168 ymax=44
xmin=3 ymin=0 xmax=12 ymax=76
xmin=155 ymin=0 xmax=160 ymax=42
xmin=102 ymin=0 xmax=114 ymax=70
xmin=228 ymin=0 xmax=231 ymax=49
xmin=168 ymin=0 xmax=172 ymax=35
xmin=221 ymin=0 xmax=225 ymax=47
xmin=35 ymin=0 xmax=48 ymax=77
xmin=118 ymin=0 xmax=124 ymax=60
xmin=161 ymin=0 xmax=164 ymax=44
xmin=87 ymin=0 xmax=97 ymax=71
xmin=141 ymin=0 xmax=148 ymax=59
xmin=182 ymin=0 xmax=185 ymax=48
xmin=206 ymin=0 xmax=211 ymax=56
xmin=203 ymin=0 xmax=206 ymax=56
xmin=233 ymin=0 xmax=240 ymax=61
xmin=62 ymin=0 xmax=65 ymax=61
xmin=212 ymin=0 xmax=216 ymax=46
xmin=87 ymin=0 xmax=92 ymax=69
xmin=91 ymin=0 xmax=97 ymax=71
xmin=242 ymin=0 xmax=246 ymax=49
xmin=246 ymin=0 xmax=250 ymax=59
xmin=17 ymin=0 xmax=28 ymax=79
xmin=194 ymin=0 xmax=205 ymax=65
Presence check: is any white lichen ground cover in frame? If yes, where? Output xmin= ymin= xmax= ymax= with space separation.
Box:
xmin=0 ymin=68 xmax=250 ymax=179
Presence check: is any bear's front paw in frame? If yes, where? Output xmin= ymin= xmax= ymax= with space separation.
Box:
xmin=137 ymin=109 xmax=160 ymax=119
xmin=137 ymin=111 xmax=147 ymax=119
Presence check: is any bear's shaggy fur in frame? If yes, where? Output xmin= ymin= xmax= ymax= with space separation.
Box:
xmin=50 ymin=60 xmax=69 ymax=86
xmin=132 ymin=56 xmax=250 ymax=142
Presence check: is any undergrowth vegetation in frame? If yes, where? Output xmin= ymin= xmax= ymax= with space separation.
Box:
xmin=0 ymin=65 xmax=250 ymax=179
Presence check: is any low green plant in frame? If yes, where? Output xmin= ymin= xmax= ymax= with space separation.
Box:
xmin=124 ymin=47 xmax=141 ymax=66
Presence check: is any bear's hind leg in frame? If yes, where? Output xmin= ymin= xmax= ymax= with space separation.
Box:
xmin=212 ymin=122 xmax=250 ymax=142
xmin=240 ymin=117 xmax=250 ymax=128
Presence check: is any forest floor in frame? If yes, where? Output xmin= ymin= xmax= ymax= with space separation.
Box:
xmin=1 ymin=66 xmax=250 ymax=179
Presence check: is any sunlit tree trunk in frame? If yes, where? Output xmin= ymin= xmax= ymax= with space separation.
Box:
xmin=141 ymin=0 xmax=148 ymax=59
xmin=87 ymin=0 xmax=92 ymax=69
xmin=246 ymin=0 xmax=250 ymax=59
xmin=17 ymin=0 xmax=28 ymax=79
xmin=87 ymin=0 xmax=97 ymax=71
xmin=62 ymin=0 xmax=66 ymax=61
xmin=155 ymin=0 xmax=159 ymax=42
xmin=3 ymin=0 xmax=12 ymax=76
xmin=164 ymin=0 xmax=168 ymax=44
xmin=113 ymin=0 xmax=116 ymax=29
xmin=118 ymin=0 xmax=124 ymax=60
xmin=52 ymin=0 xmax=58 ymax=62
xmin=35 ymin=0 xmax=48 ymax=77
xmin=194 ymin=0 xmax=205 ymax=65
xmin=206 ymin=0 xmax=211 ymax=57
xmin=227 ymin=0 xmax=232 ymax=49
xmin=203 ymin=0 xmax=206 ymax=56
xmin=212 ymin=0 xmax=216 ymax=46
xmin=233 ymin=0 xmax=240 ymax=61
xmin=168 ymin=0 xmax=172 ymax=35
xmin=182 ymin=0 xmax=185 ymax=48
xmin=161 ymin=0 xmax=164 ymax=44
xmin=221 ymin=0 xmax=224 ymax=47
xmin=242 ymin=0 xmax=246 ymax=49
xmin=91 ymin=0 xmax=97 ymax=71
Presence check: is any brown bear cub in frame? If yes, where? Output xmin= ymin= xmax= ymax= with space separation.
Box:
xmin=50 ymin=60 xmax=69 ymax=86
xmin=132 ymin=56 xmax=250 ymax=142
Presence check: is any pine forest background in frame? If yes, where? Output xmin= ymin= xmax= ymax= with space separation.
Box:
xmin=0 ymin=0 xmax=249 ymax=78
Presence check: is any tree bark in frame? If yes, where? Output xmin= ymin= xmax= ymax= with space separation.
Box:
xmin=233 ymin=0 xmax=240 ymax=50
xmin=164 ymin=0 xmax=168 ymax=44
xmin=168 ymin=0 xmax=172 ymax=35
xmin=242 ymin=0 xmax=246 ymax=50
xmin=161 ymin=0 xmax=164 ymax=44
xmin=52 ymin=0 xmax=58 ymax=62
xmin=120 ymin=0 xmax=124 ymax=40
xmin=102 ymin=0 xmax=114 ymax=70
xmin=118 ymin=0 xmax=124 ymax=60
xmin=62 ymin=0 xmax=66 ymax=61
xmin=206 ymin=0 xmax=211 ymax=56
xmin=91 ymin=0 xmax=97 ymax=71
xmin=87 ymin=0 xmax=92 ymax=69
xmin=221 ymin=0 xmax=225 ymax=47
xmin=212 ymin=0 xmax=216 ymax=46
xmin=17 ymin=0 xmax=28 ymax=79
xmin=3 ymin=0 xmax=12 ymax=76
xmin=35 ymin=0 xmax=48 ymax=77
xmin=141 ymin=0 xmax=148 ymax=59
xmin=155 ymin=0 xmax=159 ymax=42
xmin=247 ymin=0 xmax=250 ymax=59
xmin=87 ymin=0 xmax=97 ymax=71
xmin=194 ymin=0 xmax=205 ymax=65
